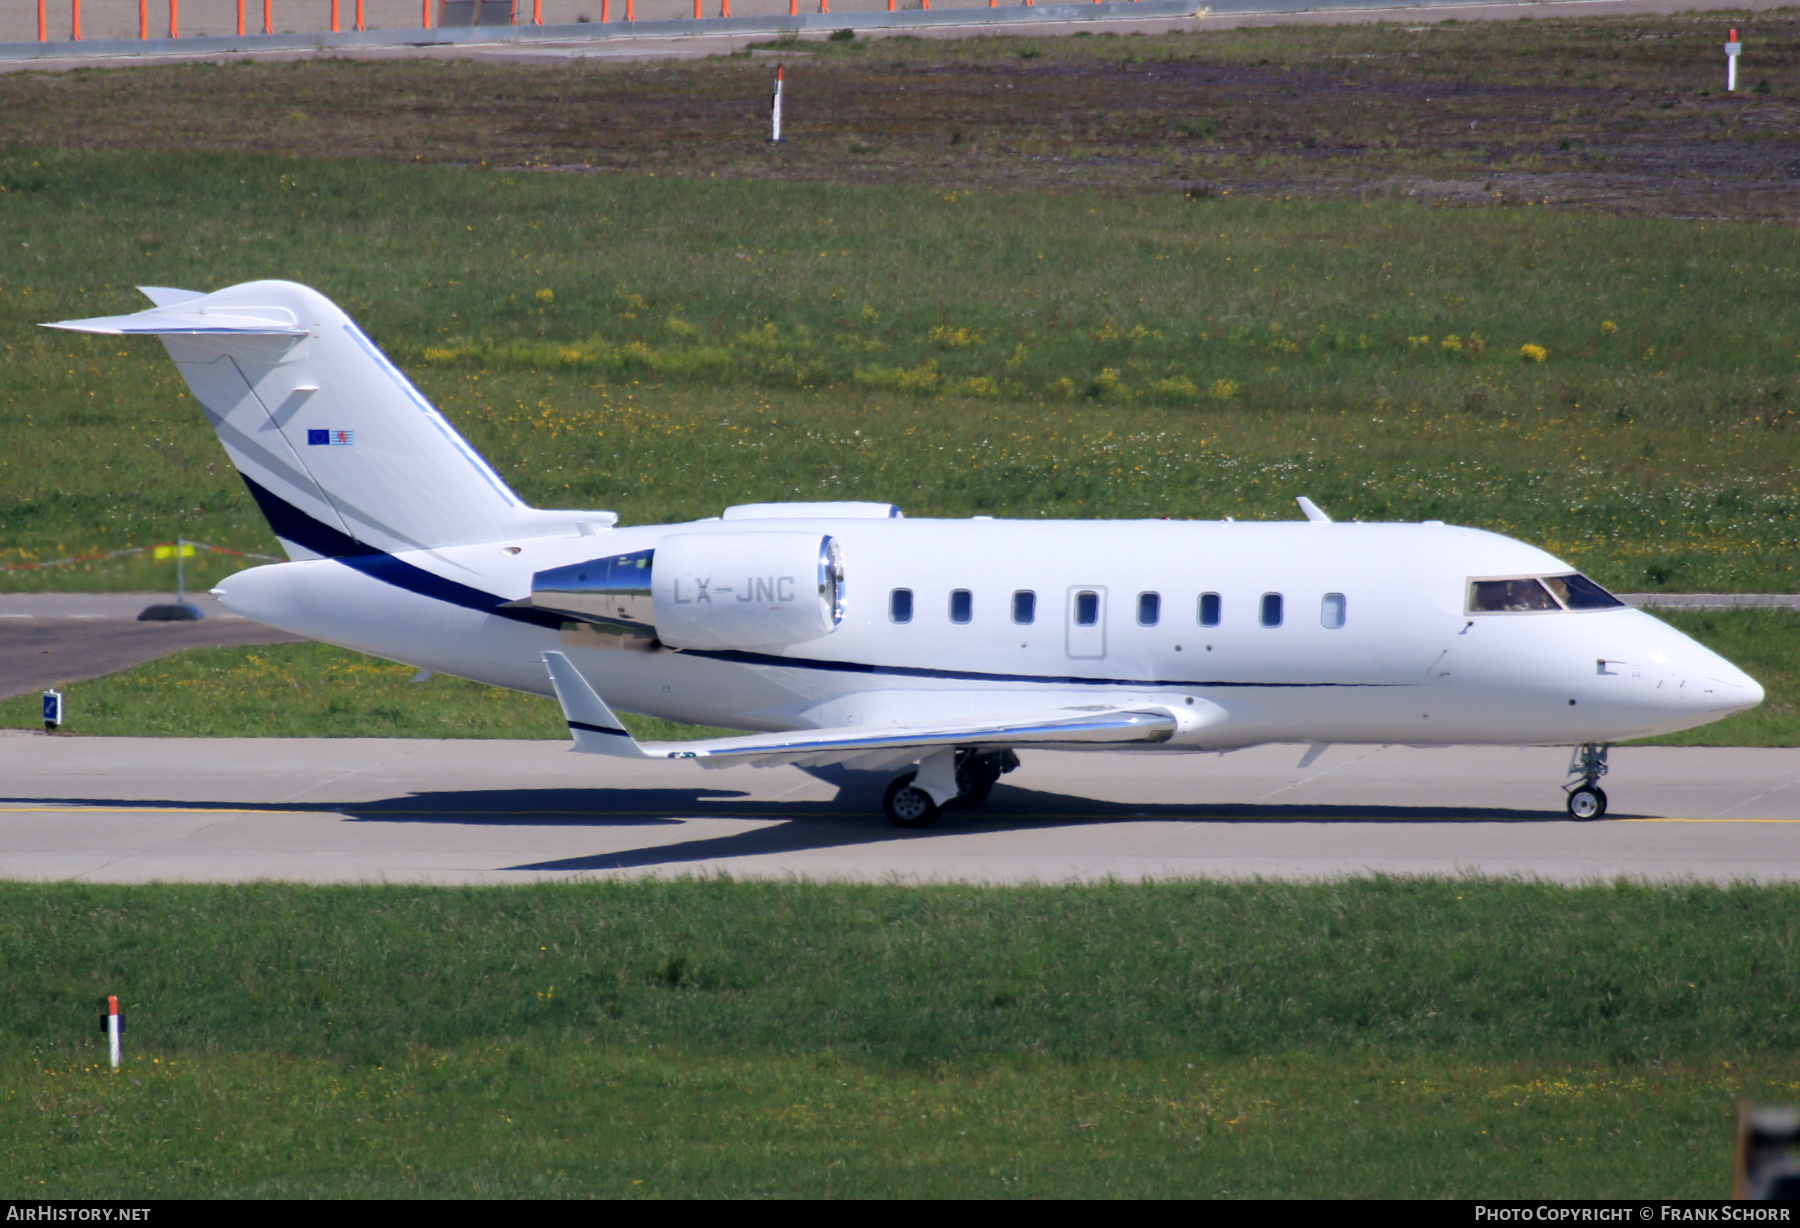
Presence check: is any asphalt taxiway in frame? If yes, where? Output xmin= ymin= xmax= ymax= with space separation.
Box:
xmin=2 ymin=736 xmax=1796 ymax=884
xmin=0 ymin=593 xmax=304 ymax=701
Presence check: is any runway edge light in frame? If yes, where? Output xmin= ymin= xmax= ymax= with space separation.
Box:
xmin=42 ymin=688 xmax=62 ymax=733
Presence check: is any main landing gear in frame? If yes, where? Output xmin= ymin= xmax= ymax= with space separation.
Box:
xmin=882 ymin=749 xmax=1020 ymax=828
xmin=1564 ymin=742 xmax=1610 ymax=820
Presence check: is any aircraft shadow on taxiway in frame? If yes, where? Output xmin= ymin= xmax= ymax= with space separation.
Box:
xmin=2 ymin=774 xmax=1588 ymax=873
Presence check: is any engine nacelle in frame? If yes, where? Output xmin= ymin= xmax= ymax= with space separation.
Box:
xmin=652 ymin=532 xmax=843 ymax=651
xmin=529 ymin=532 xmax=844 ymax=652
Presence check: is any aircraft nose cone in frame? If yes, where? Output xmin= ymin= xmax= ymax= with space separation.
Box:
xmin=1707 ymin=659 xmax=1765 ymax=713
xmin=1684 ymin=642 xmax=1764 ymax=715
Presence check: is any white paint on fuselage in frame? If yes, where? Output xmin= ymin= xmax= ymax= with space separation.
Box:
xmin=214 ymin=516 xmax=1763 ymax=749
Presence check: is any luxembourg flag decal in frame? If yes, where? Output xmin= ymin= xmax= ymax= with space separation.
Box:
xmin=307 ymin=429 xmax=354 ymax=446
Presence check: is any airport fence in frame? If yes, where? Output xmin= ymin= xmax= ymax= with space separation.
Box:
xmin=21 ymin=0 xmax=1196 ymax=45
xmin=4 ymin=0 xmax=1560 ymax=59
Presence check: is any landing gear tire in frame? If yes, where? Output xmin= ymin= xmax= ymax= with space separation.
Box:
xmin=1567 ymin=785 xmax=1608 ymax=821
xmin=948 ymin=756 xmax=1001 ymax=809
xmin=945 ymin=748 xmax=1018 ymax=810
xmin=883 ymin=772 xmax=942 ymax=829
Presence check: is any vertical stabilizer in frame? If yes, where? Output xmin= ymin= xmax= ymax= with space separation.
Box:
xmin=47 ymin=281 xmax=531 ymax=558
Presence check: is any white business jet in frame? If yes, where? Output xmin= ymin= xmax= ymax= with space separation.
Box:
xmin=49 ymin=282 xmax=1764 ymax=825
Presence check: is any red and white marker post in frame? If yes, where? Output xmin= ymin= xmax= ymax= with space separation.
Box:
xmin=1727 ymin=28 xmax=1741 ymax=92
xmin=769 ymin=65 xmax=785 ymax=144
xmin=105 ymin=995 xmax=122 ymax=1069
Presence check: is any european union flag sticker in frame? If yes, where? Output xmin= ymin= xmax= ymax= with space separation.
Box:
xmin=307 ymin=429 xmax=329 ymax=446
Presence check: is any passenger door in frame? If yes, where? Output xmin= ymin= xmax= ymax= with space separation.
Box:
xmin=1065 ymin=586 xmax=1107 ymax=659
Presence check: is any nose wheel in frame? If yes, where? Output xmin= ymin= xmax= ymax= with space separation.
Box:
xmin=1566 ymin=785 xmax=1608 ymax=820
xmin=1563 ymin=743 xmax=1610 ymax=820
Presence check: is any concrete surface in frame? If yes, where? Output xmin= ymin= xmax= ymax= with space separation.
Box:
xmin=0 ymin=593 xmax=305 ymax=701
xmin=2 ymin=737 xmax=1797 ymax=884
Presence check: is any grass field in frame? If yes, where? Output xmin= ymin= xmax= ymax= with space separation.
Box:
xmin=3 ymin=15 xmax=1799 ymax=213
xmin=1 ymin=608 xmax=1793 ymax=744
xmin=2 ymin=147 xmax=1798 ymax=594
xmin=5 ymin=877 xmax=1799 ymax=1196
xmin=0 ymin=640 xmax=715 ymax=741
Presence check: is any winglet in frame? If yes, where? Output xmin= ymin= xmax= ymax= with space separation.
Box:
xmin=542 ymin=651 xmax=647 ymax=758
xmin=1295 ymin=496 xmax=1331 ymax=524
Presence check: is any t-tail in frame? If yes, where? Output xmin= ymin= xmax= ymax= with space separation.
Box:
xmin=46 ymin=280 xmax=602 ymax=558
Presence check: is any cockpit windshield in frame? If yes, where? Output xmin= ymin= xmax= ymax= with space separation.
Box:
xmin=1541 ymin=573 xmax=1625 ymax=610
xmin=1468 ymin=573 xmax=1624 ymax=614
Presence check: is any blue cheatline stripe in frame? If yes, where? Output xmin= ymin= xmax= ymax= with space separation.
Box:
xmin=568 ymin=720 xmax=632 ymax=737
xmin=238 ymin=475 xmax=1408 ymax=691
xmin=240 ymin=474 xmax=564 ymax=631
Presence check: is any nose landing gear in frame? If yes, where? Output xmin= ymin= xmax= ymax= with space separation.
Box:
xmin=1564 ymin=742 xmax=1610 ymax=820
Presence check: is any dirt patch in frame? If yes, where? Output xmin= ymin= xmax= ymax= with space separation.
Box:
xmin=3 ymin=16 xmax=1799 ymax=217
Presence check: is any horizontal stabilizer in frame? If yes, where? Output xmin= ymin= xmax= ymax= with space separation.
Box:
xmin=45 ymin=302 xmax=308 ymax=337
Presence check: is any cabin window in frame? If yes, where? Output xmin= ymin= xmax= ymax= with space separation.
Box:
xmin=1321 ymin=592 xmax=1346 ymax=629
xmin=1198 ymin=592 xmax=1221 ymax=627
xmin=889 ymin=588 xmax=913 ymax=624
xmin=1012 ymin=590 xmax=1036 ymax=625
xmin=1468 ymin=578 xmax=1559 ymax=613
xmin=1137 ymin=592 xmax=1161 ymax=627
xmin=1260 ymin=593 xmax=1284 ymax=628
xmin=1074 ymin=590 xmax=1100 ymax=627
xmin=1542 ymin=574 xmax=1625 ymax=611
xmin=949 ymin=589 xmax=973 ymax=624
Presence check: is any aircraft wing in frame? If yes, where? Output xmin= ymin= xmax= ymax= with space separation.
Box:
xmin=542 ymin=651 xmax=1178 ymax=771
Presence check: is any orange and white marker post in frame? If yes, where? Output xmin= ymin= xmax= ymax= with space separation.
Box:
xmin=1726 ymin=28 xmax=1741 ymax=91
xmin=105 ymin=995 xmax=122 ymax=1069
xmin=169 ymin=0 xmax=178 ymax=37
xmin=70 ymin=0 xmax=80 ymax=40
xmin=769 ymin=65 xmax=785 ymax=143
